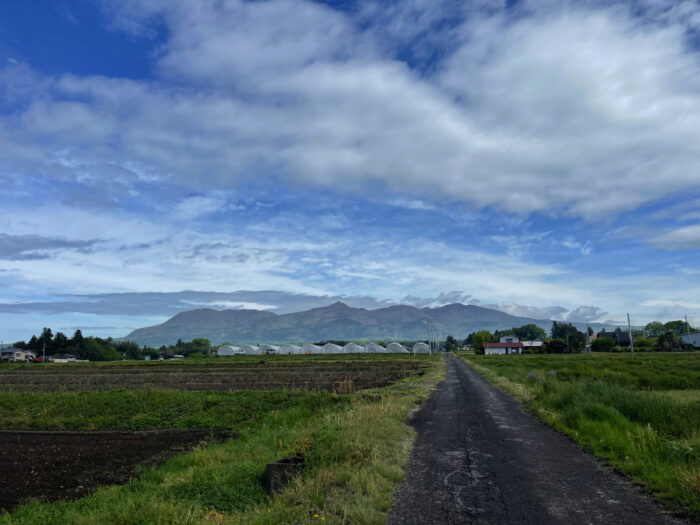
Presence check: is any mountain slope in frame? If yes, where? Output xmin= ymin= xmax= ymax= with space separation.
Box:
xmin=125 ymin=302 xmax=555 ymax=346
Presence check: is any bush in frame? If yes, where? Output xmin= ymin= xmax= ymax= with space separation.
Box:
xmin=591 ymin=337 xmax=615 ymax=352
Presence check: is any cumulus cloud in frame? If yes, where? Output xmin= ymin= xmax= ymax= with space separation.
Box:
xmin=2 ymin=0 xmax=700 ymax=221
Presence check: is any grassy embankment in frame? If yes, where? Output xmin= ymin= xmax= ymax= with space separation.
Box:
xmin=0 ymin=355 xmax=444 ymax=524
xmin=457 ymin=352 xmax=700 ymax=519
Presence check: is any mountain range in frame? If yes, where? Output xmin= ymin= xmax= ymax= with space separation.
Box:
xmin=124 ymin=301 xmax=608 ymax=346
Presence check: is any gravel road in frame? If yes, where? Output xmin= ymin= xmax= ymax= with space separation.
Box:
xmin=388 ymin=353 xmax=685 ymax=524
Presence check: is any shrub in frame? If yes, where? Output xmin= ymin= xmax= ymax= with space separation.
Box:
xmin=591 ymin=337 xmax=615 ymax=352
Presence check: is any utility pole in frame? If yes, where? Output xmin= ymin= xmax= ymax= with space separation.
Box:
xmin=686 ymin=314 xmax=691 ymax=345
xmin=627 ymin=313 xmax=634 ymax=355
xmin=42 ymin=342 xmax=45 ymax=364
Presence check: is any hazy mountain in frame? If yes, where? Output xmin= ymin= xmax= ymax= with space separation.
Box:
xmin=124 ymin=301 xmax=562 ymax=346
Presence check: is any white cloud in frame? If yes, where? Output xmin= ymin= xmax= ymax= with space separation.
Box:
xmin=650 ymin=224 xmax=700 ymax=249
xmin=2 ymin=0 xmax=699 ymax=222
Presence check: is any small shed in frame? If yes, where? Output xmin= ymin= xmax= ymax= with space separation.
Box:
xmin=682 ymin=331 xmax=700 ymax=348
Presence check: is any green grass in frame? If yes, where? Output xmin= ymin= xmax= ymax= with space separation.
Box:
xmin=0 ymin=390 xmax=342 ymax=431
xmin=462 ymin=351 xmax=700 ymax=390
xmin=458 ymin=352 xmax=700 ymax=519
xmin=0 ymin=358 xmax=445 ymax=524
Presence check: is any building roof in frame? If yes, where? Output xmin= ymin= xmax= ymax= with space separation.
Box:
xmin=484 ymin=342 xmax=524 ymax=348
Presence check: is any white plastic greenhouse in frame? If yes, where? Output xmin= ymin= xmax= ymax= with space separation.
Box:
xmin=386 ymin=342 xmax=409 ymax=353
xmin=239 ymin=345 xmax=262 ymax=355
xmin=412 ymin=342 xmax=430 ymax=354
xmin=343 ymin=343 xmax=364 ymax=353
xmin=365 ymin=343 xmax=385 ymax=353
xmin=322 ymin=343 xmax=343 ymax=354
xmin=302 ymin=343 xmax=321 ymax=354
xmin=278 ymin=344 xmax=301 ymax=354
xmin=217 ymin=345 xmax=240 ymax=356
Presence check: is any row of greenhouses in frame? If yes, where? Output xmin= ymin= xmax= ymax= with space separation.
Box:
xmin=217 ymin=341 xmax=432 ymax=356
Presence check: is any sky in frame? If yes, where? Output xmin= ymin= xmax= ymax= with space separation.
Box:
xmin=1 ymin=0 xmax=700 ymax=342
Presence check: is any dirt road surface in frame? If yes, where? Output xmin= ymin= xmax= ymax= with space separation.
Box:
xmin=388 ymin=354 xmax=684 ymax=525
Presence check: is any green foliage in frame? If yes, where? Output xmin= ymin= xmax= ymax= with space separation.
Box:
xmin=444 ymin=335 xmax=459 ymax=352
xmin=551 ymin=321 xmax=586 ymax=352
xmin=591 ymin=337 xmax=615 ymax=352
xmin=513 ymin=324 xmax=547 ymax=341
xmin=471 ymin=330 xmax=494 ymax=355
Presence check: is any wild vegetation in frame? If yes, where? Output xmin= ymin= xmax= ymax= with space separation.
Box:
xmin=458 ymin=352 xmax=700 ymax=519
xmin=0 ymin=355 xmax=444 ymax=524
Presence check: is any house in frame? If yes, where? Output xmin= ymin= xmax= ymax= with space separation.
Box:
xmin=521 ymin=340 xmax=544 ymax=349
xmin=682 ymin=331 xmax=700 ymax=348
xmin=597 ymin=330 xmax=630 ymax=346
xmin=1 ymin=348 xmax=37 ymax=362
xmin=485 ymin=336 xmax=524 ymax=355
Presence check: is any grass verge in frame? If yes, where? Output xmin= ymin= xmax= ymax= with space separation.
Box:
xmin=458 ymin=353 xmax=700 ymax=520
xmin=1 ymin=358 xmax=444 ymax=524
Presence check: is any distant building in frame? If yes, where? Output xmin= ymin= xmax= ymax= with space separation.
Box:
xmin=499 ymin=335 xmax=520 ymax=343
xmin=682 ymin=331 xmax=700 ymax=348
xmin=1 ymin=348 xmax=37 ymax=362
xmin=521 ymin=340 xmax=544 ymax=349
xmin=597 ymin=330 xmax=630 ymax=346
xmin=484 ymin=341 xmax=524 ymax=355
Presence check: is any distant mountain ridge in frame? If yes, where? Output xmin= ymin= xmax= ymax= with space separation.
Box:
xmin=125 ymin=301 xmax=567 ymax=346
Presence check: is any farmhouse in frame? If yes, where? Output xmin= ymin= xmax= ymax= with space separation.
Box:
xmin=1 ymin=348 xmax=37 ymax=362
xmin=485 ymin=335 xmax=524 ymax=355
xmin=682 ymin=331 xmax=700 ymax=348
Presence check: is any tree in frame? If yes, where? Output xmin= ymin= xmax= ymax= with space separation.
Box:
xmin=445 ymin=335 xmax=459 ymax=352
xmin=513 ymin=324 xmax=547 ymax=341
xmin=658 ymin=332 xmax=683 ymax=351
xmin=587 ymin=326 xmax=594 ymax=337
xmin=644 ymin=321 xmax=665 ymax=337
xmin=464 ymin=332 xmax=475 ymax=346
xmin=551 ymin=322 xmax=586 ymax=352
xmin=663 ymin=320 xmax=694 ymax=335
xmin=471 ymin=331 xmax=494 ymax=355
xmin=27 ymin=335 xmax=39 ymax=351
xmin=38 ymin=327 xmax=54 ymax=352
xmin=591 ymin=337 xmax=615 ymax=352
xmin=53 ymin=332 xmax=69 ymax=351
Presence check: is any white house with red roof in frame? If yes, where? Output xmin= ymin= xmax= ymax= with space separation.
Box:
xmin=484 ymin=335 xmax=524 ymax=355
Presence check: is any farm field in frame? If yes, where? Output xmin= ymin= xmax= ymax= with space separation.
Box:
xmin=0 ymin=355 xmax=431 ymax=393
xmin=0 ymin=354 xmax=443 ymax=524
xmin=458 ymin=352 xmax=700 ymax=520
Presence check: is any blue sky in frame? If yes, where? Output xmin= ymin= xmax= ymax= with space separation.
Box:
xmin=1 ymin=0 xmax=700 ymax=342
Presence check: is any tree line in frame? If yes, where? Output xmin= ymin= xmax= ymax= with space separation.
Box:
xmin=11 ymin=328 xmax=214 ymax=361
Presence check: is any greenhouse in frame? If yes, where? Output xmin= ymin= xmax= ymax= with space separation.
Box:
xmin=412 ymin=342 xmax=430 ymax=354
xmin=239 ymin=344 xmax=262 ymax=355
xmin=278 ymin=344 xmax=301 ymax=354
xmin=386 ymin=342 xmax=409 ymax=354
xmin=302 ymin=343 xmax=321 ymax=354
xmin=365 ymin=343 xmax=385 ymax=353
xmin=216 ymin=345 xmax=240 ymax=356
xmin=322 ymin=343 xmax=343 ymax=354
xmin=343 ymin=343 xmax=364 ymax=353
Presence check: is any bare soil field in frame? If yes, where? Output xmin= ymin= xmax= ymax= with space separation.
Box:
xmin=0 ymin=361 xmax=428 ymax=392
xmin=0 ymin=429 xmax=233 ymax=512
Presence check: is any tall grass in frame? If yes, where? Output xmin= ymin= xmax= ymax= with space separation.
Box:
xmin=460 ymin=353 xmax=700 ymax=519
